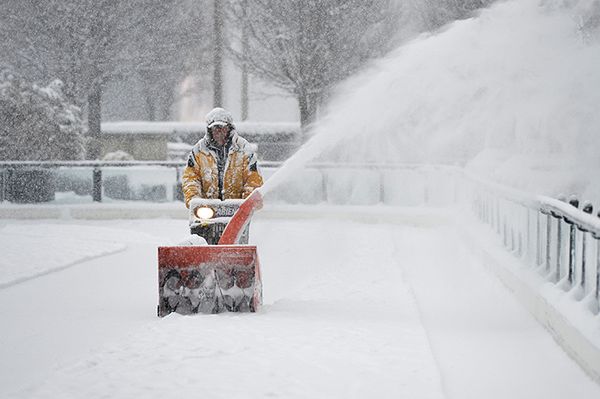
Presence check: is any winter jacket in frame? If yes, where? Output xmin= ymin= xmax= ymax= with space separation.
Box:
xmin=182 ymin=130 xmax=263 ymax=207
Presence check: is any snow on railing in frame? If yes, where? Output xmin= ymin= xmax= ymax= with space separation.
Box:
xmin=0 ymin=161 xmax=462 ymax=205
xmin=261 ymin=162 xmax=461 ymax=206
xmin=468 ymin=173 xmax=600 ymax=315
xmin=0 ymin=161 xmax=185 ymax=203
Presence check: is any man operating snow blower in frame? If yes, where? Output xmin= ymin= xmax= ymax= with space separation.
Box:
xmin=182 ymin=107 xmax=263 ymax=244
xmin=157 ymin=108 xmax=265 ymax=316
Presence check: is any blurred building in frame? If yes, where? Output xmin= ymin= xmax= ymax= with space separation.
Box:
xmin=100 ymin=121 xmax=301 ymax=161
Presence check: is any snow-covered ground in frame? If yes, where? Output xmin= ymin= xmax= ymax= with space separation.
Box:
xmin=2 ymin=1 xmax=600 ymax=397
xmin=1 ymin=212 xmax=599 ymax=399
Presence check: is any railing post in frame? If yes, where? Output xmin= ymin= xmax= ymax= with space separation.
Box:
xmin=379 ymin=168 xmax=385 ymax=204
xmin=555 ymin=214 xmax=563 ymax=283
xmin=580 ymin=202 xmax=593 ymax=293
xmin=514 ymin=203 xmax=520 ymax=255
xmin=503 ymin=211 xmax=508 ymax=248
xmin=596 ymin=229 xmax=600 ymax=305
xmin=535 ymin=209 xmax=548 ymax=267
xmin=595 ymin=210 xmax=600 ymax=306
xmin=5 ymin=168 xmax=12 ymax=202
xmin=488 ymin=194 xmax=494 ymax=229
xmin=174 ymin=166 xmax=182 ymax=202
xmin=321 ymin=168 xmax=328 ymax=204
xmin=489 ymin=195 xmax=493 ymax=228
xmin=545 ymin=212 xmax=552 ymax=274
xmin=496 ymin=198 xmax=501 ymax=235
xmin=510 ymin=222 xmax=515 ymax=251
xmin=92 ymin=167 xmax=102 ymax=202
xmin=481 ymin=193 xmax=486 ymax=223
xmin=523 ymin=206 xmax=531 ymax=261
xmin=566 ymin=196 xmax=579 ymax=288
xmin=423 ymin=172 xmax=429 ymax=204
xmin=0 ymin=168 xmax=6 ymax=202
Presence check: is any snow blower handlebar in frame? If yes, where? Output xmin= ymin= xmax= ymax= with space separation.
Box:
xmin=218 ymin=190 xmax=263 ymax=245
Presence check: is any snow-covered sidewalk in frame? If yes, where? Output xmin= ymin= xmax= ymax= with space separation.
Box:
xmin=1 ymin=216 xmax=599 ymax=398
xmin=0 ymin=223 xmax=129 ymax=287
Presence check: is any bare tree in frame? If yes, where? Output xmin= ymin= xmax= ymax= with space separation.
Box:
xmin=1 ymin=1 xmax=154 ymax=157
xmin=404 ymin=0 xmax=496 ymax=32
xmin=123 ymin=0 xmax=213 ymax=120
xmin=0 ymin=0 xmax=213 ymax=157
xmin=213 ymin=0 xmax=225 ymax=107
xmin=226 ymin=0 xmax=402 ymax=130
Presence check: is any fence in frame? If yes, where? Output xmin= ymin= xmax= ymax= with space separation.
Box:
xmin=0 ymin=161 xmax=462 ymax=206
xmin=0 ymin=161 xmax=185 ymax=203
xmin=469 ymin=173 xmax=600 ymax=315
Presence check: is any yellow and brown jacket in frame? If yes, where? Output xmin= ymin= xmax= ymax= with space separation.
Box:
xmin=182 ymin=131 xmax=263 ymax=207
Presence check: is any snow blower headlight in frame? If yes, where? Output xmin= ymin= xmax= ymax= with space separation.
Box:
xmin=194 ymin=206 xmax=215 ymax=220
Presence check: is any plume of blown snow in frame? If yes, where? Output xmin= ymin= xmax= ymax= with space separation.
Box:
xmin=263 ymin=0 xmax=600 ymax=202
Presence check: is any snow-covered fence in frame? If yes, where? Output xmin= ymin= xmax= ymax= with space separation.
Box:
xmin=261 ymin=162 xmax=461 ymax=206
xmin=0 ymin=161 xmax=464 ymax=205
xmin=0 ymin=161 xmax=184 ymax=203
xmin=466 ymin=173 xmax=600 ymax=381
xmin=468 ymin=174 xmax=600 ymax=314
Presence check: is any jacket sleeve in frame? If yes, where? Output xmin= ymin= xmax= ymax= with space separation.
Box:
xmin=182 ymin=152 xmax=203 ymax=208
xmin=242 ymin=151 xmax=263 ymax=198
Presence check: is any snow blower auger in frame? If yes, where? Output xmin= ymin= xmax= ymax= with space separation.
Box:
xmin=157 ymin=191 xmax=263 ymax=317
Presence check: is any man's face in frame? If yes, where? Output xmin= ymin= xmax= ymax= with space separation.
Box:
xmin=211 ymin=125 xmax=229 ymax=147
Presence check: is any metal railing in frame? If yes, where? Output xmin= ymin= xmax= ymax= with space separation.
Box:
xmin=0 ymin=161 xmax=460 ymax=205
xmin=0 ymin=161 xmax=185 ymax=202
xmin=469 ymin=174 xmax=600 ymax=314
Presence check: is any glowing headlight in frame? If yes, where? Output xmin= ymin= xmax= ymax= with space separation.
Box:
xmin=194 ymin=206 xmax=215 ymax=220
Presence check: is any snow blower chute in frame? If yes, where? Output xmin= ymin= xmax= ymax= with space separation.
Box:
xmin=157 ymin=191 xmax=263 ymax=317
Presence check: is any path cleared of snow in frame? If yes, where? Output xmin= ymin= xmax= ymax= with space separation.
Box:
xmin=1 ymin=216 xmax=599 ymax=399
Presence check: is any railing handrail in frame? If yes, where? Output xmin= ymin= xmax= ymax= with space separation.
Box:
xmin=465 ymin=170 xmax=600 ymax=236
xmin=0 ymin=160 xmax=186 ymax=168
xmin=465 ymin=170 xmax=541 ymax=208
xmin=1 ymin=160 xmax=598 ymax=234
xmin=0 ymin=160 xmax=464 ymax=171
xmin=539 ymin=196 xmax=600 ymax=235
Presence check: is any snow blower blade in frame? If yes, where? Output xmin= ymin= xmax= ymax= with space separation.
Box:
xmin=158 ymin=191 xmax=263 ymax=317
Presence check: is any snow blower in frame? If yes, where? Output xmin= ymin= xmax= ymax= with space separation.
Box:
xmin=157 ymin=191 xmax=263 ymax=317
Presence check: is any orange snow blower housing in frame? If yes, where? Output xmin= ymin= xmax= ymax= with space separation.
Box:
xmin=157 ymin=191 xmax=263 ymax=317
